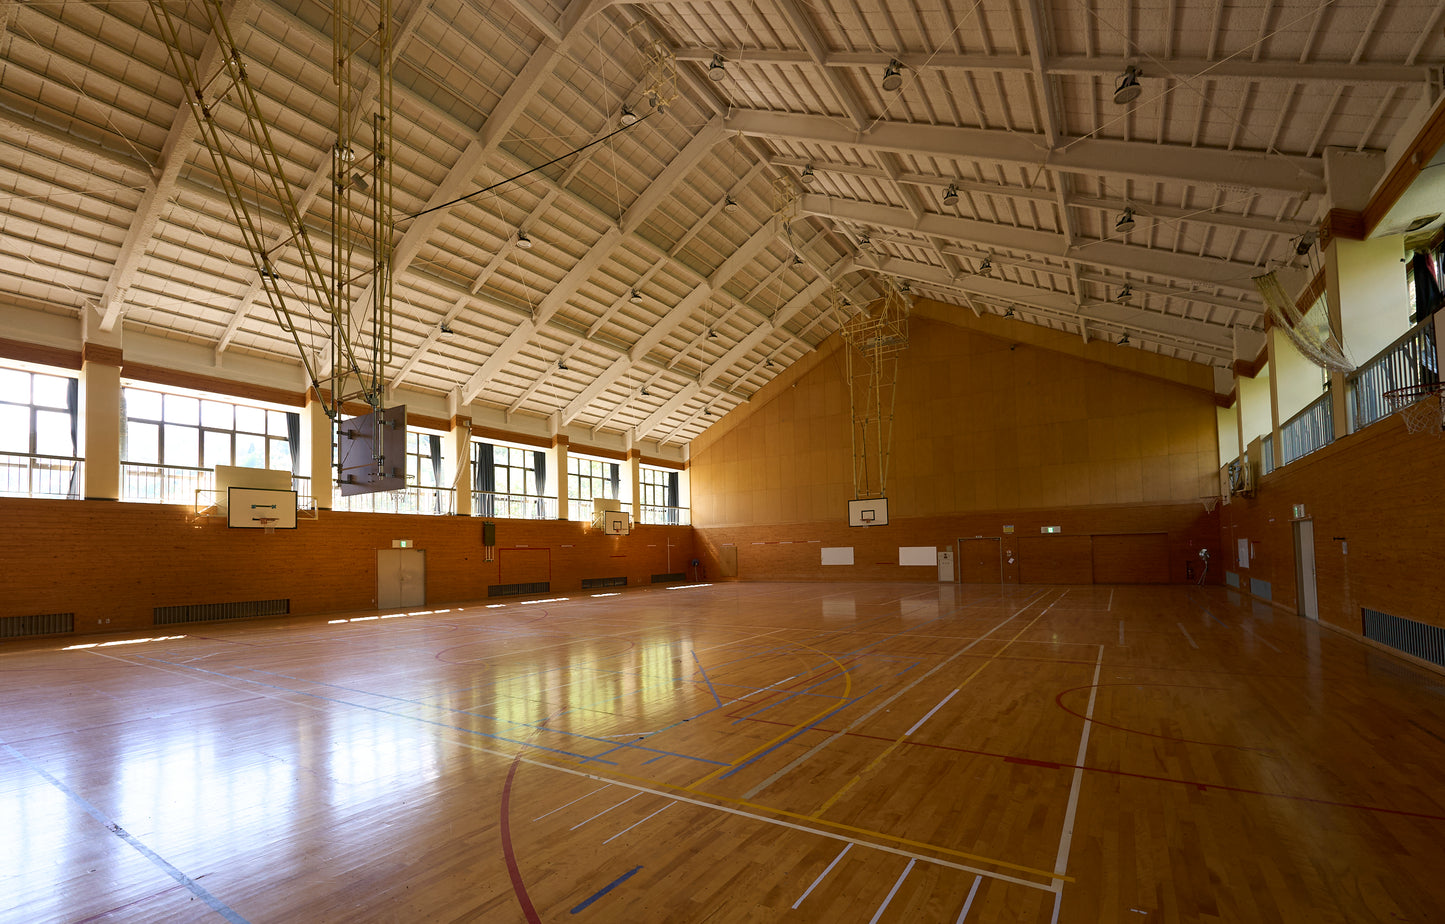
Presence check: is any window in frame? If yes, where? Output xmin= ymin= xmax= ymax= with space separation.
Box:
xmin=0 ymin=364 xmax=80 ymax=498
xmin=473 ymin=441 xmax=549 ymax=518
xmin=567 ymin=455 xmax=620 ymax=521
xmin=639 ymin=465 xmax=682 ymax=524
xmin=407 ymin=431 xmax=442 ymax=488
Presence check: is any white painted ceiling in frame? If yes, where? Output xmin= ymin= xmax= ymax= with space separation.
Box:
xmin=1 ymin=0 xmax=1442 ymax=444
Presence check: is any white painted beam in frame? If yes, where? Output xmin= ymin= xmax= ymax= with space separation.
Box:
xmin=634 ymin=381 xmax=700 ymax=439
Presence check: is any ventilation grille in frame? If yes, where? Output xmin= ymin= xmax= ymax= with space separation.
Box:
xmin=1225 ymin=572 xmax=1240 ymax=588
xmin=1 ymin=612 xmax=75 ymax=638
xmin=651 ymin=572 xmax=686 ymax=583
xmin=1249 ymin=578 xmax=1272 ymax=600
xmin=1363 ymin=607 xmax=1445 ymax=669
xmin=488 ymin=582 xmax=550 ymax=598
xmin=154 ymin=599 xmax=289 ymax=626
xmin=581 ymin=576 xmax=627 ymax=589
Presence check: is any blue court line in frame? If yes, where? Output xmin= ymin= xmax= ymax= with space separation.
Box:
xmin=140 ymin=658 xmax=613 ymax=764
xmin=1 ymin=738 xmax=250 ymax=924
xmin=570 ymin=865 xmax=643 ymax=914
xmin=691 ymin=650 xmax=724 ymax=708
xmin=731 ymin=668 xmax=856 ymax=725
xmin=717 ymin=692 xmax=877 ymax=780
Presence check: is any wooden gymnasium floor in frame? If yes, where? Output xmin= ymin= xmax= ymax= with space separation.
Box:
xmin=3 ymin=582 xmax=1445 ymax=923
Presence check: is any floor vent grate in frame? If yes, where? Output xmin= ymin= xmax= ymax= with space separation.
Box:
xmin=1 ymin=612 xmax=75 ymax=638
xmin=1363 ymin=607 xmax=1445 ymax=669
xmin=581 ymin=576 xmax=627 ymax=589
xmin=488 ymin=582 xmax=551 ymax=598
xmin=154 ymin=599 xmax=290 ymax=626
xmin=651 ymin=572 xmax=686 ymax=583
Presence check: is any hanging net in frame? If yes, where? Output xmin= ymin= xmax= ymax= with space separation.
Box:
xmin=1253 ymin=272 xmax=1354 ymax=373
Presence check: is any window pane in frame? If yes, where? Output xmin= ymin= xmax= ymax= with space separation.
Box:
xmin=0 ymin=369 xmax=30 ymax=404
xmin=235 ymin=432 xmax=265 ymax=468
xmin=407 ymin=432 xmax=419 ymax=452
xmin=126 ymin=389 xmax=162 ymax=420
xmin=201 ymin=400 xmax=233 ymax=429
xmin=126 ymin=421 xmax=159 ymax=463
xmin=35 ymin=410 xmax=73 ymax=456
xmin=33 ymin=375 xmax=70 ymax=409
xmin=494 ymin=445 xmax=506 ymax=464
xmin=204 ymin=431 xmax=232 ymax=469
xmin=0 ymin=405 xmax=29 ymax=452
xmin=267 ymin=410 xmax=287 ymax=435
xmin=269 ymin=437 xmax=291 ymax=471
xmin=235 ymin=405 xmax=266 ymax=433
xmin=163 ymin=424 xmax=199 ymax=467
xmin=164 ymin=394 xmax=199 ymax=425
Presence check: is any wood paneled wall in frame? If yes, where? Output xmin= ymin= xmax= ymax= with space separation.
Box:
xmin=1218 ymin=413 xmax=1445 ymax=633
xmin=692 ymin=502 xmax=1218 ymax=585
xmin=689 ymin=315 xmax=1220 ymax=529
xmin=0 ymin=499 xmax=693 ymax=640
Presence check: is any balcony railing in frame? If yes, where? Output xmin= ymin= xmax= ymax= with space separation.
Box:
xmin=640 ymin=504 xmax=690 ymax=526
xmin=1280 ymin=392 xmax=1334 ymax=465
xmin=333 ymin=485 xmax=456 ymax=515
xmin=0 ymin=452 xmax=83 ymax=499
xmin=473 ymin=491 xmax=556 ymax=520
xmin=121 ymin=462 xmax=210 ymax=504
xmin=1348 ymin=318 xmax=1439 ymax=431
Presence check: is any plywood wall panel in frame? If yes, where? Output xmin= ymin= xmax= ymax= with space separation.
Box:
xmin=1093 ymin=534 xmax=1171 ymax=583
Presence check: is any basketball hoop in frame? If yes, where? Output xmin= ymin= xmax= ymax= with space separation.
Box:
xmin=254 ymin=516 xmax=278 ymax=534
xmin=1384 ymin=382 xmax=1445 ymax=436
xmin=1201 ymin=495 xmax=1222 ymax=514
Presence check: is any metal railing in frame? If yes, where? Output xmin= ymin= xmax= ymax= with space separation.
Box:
xmin=473 ymin=491 xmax=556 ymax=520
xmin=640 ymin=504 xmax=690 ymax=526
xmin=1348 ymin=318 xmax=1438 ymax=431
xmin=1280 ymin=392 xmax=1334 ymax=465
xmin=333 ymin=485 xmax=456 ymax=515
xmin=0 ymin=452 xmax=84 ymax=499
xmin=1260 ymin=435 xmax=1275 ymax=475
xmin=122 ymin=462 xmax=210 ymax=504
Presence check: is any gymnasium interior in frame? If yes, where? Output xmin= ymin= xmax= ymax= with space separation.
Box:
xmin=2 ymin=0 xmax=1445 ymax=920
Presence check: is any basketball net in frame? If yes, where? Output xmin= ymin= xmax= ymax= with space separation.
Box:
xmin=255 ymin=516 xmax=278 ymax=534
xmin=1386 ymin=383 xmax=1445 ymax=436
xmin=1201 ymin=495 xmax=1221 ymax=513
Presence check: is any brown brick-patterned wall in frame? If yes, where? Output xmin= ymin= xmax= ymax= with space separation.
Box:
xmin=1218 ymin=413 xmax=1445 ymax=634
xmin=0 ymin=498 xmax=693 ymax=640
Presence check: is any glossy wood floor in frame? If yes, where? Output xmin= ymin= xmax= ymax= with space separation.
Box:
xmin=4 ymin=582 xmax=1445 ymax=923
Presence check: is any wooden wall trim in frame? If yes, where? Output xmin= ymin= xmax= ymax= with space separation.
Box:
xmin=1363 ymin=94 xmax=1445 ymax=235
xmin=569 ymin=442 xmax=627 ymax=462
xmin=1319 ymin=209 xmax=1367 ymax=249
xmin=1 ymin=337 xmax=82 ymax=371
xmin=449 ymin=415 xmax=471 ymax=431
xmin=82 ymin=343 xmax=124 ymax=367
xmin=123 ymin=362 xmax=306 ymax=408
xmin=638 ymin=454 xmax=684 ymax=470
xmin=471 ymin=425 xmax=551 ymax=449
xmin=409 ymin=413 xmax=451 ymax=433
xmin=1232 ymin=353 xmax=1266 ymax=379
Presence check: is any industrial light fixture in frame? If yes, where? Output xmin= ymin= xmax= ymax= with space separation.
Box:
xmin=978 ymin=258 xmax=992 ymax=275
xmin=439 ymin=321 xmax=454 ymax=335
xmin=724 ymin=195 xmax=739 ymax=213
xmin=800 ymin=165 xmax=816 ymax=185
xmin=881 ymin=58 xmax=903 ymax=92
xmin=765 ymin=357 xmax=774 ymax=368
xmin=1118 ymin=333 xmax=1130 ymax=345
xmin=641 ymin=387 xmax=650 ymax=396
xmin=557 ymin=359 xmax=568 ymax=371
xmin=516 ymin=231 xmax=532 ymax=249
xmin=1003 ymin=307 xmax=1014 ymax=318
xmin=704 ymin=405 xmax=713 ymax=416
xmin=630 ymin=288 xmax=643 ymax=303
xmin=707 ymin=328 xmax=717 ymax=340
xmin=858 ymin=233 xmax=873 ymax=250
xmin=1115 ymin=284 xmax=1132 ymax=302
xmin=1115 ymin=207 xmax=1136 ymax=233
xmin=942 ymin=183 xmax=959 ymax=206
xmin=708 ymin=54 xmax=726 ymax=82
xmin=792 ymin=253 xmax=804 ymax=266
xmin=619 ymin=104 xmax=638 ymax=126
xmin=1113 ymin=64 xmax=1143 ymax=105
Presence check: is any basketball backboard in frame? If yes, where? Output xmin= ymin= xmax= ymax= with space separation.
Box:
xmin=847 ymin=497 xmax=889 ymax=527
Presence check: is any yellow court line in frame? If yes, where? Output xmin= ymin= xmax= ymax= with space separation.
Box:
xmin=687 ymin=639 xmax=855 ymax=788
xmin=812 ymin=600 xmax=1061 ymax=817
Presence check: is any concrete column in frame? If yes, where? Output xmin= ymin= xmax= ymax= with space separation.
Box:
xmin=307 ymin=391 xmax=333 ymax=510
xmin=1266 ymin=330 xmax=1282 ymax=463
xmin=553 ymin=434 xmax=569 ymax=520
xmin=79 ymin=344 xmax=122 ymax=500
xmin=449 ymin=414 xmax=472 ymax=516
xmin=628 ymin=448 xmax=642 ymax=525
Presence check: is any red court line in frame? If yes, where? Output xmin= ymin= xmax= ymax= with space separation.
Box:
xmin=1054 ymin=683 xmax=1274 ymax=753
xmin=500 ymin=759 xmax=543 ymax=924
xmin=735 ymin=716 xmax=1445 ymax=823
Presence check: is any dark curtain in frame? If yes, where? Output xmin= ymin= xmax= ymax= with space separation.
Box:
xmin=476 ymin=442 xmax=495 ymax=517
xmin=285 ymin=412 xmax=301 ymax=478
xmin=1412 ymin=251 xmax=1442 ymax=322
xmin=533 ymin=450 xmax=547 ymax=518
xmin=427 ymin=434 xmax=443 ymax=513
xmin=609 ymin=462 xmax=620 ymax=500
xmin=66 ymin=377 xmax=80 ymax=498
xmin=666 ymin=471 xmax=680 ymax=525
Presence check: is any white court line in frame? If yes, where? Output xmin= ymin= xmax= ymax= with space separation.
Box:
xmin=569 ymin=792 xmax=642 ymax=830
xmin=1251 ymin=629 xmax=1282 ymax=653
xmin=869 ymin=859 xmax=916 ymax=924
xmin=955 ymin=875 xmax=982 ymax=922
xmin=534 ymin=783 xmax=612 ymax=821
xmin=1049 ymin=644 xmax=1104 ymax=919
xmin=603 ymin=802 xmax=673 ymax=845
xmin=792 ymin=843 xmax=852 ymax=909
xmin=1108 ymin=588 xmax=1114 ymax=611
xmin=1117 ymin=621 xmax=1125 ymax=647
xmin=1177 ymin=623 xmax=1199 ymax=649
xmin=906 ymin=689 xmax=960 ymax=736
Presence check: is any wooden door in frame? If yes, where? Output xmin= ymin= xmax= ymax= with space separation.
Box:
xmin=958 ymin=538 xmax=1002 ymax=583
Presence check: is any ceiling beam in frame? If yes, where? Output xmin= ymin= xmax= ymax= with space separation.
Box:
xmin=772 ymin=0 xmax=870 ymax=132
xmin=725 ymin=109 xmax=1325 ymax=196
